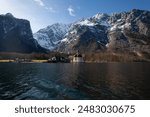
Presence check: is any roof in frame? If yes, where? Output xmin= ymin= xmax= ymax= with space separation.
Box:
xmin=74 ymin=53 xmax=82 ymax=57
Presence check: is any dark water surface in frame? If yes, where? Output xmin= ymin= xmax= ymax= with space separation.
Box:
xmin=0 ymin=63 xmax=150 ymax=100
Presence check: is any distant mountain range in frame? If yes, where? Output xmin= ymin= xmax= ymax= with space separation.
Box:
xmin=0 ymin=9 xmax=150 ymax=54
xmin=0 ymin=13 xmax=46 ymax=53
xmin=34 ymin=9 xmax=150 ymax=55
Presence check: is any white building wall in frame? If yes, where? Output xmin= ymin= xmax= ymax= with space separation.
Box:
xmin=73 ymin=57 xmax=84 ymax=63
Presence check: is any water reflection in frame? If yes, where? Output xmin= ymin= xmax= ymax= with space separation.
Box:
xmin=0 ymin=63 xmax=150 ymax=100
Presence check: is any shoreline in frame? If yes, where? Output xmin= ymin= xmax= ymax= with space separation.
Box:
xmin=0 ymin=60 xmax=48 ymax=63
xmin=0 ymin=59 xmax=150 ymax=63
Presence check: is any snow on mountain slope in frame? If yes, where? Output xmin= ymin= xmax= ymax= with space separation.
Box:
xmin=55 ymin=14 xmax=109 ymax=53
xmin=34 ymin=23 xmax=70 ymax=50
xmin=76 ymin=19 xmax=96 ymax=26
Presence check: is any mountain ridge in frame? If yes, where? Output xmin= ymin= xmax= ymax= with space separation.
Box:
xmin=34 ymin=9 xmax=150 ymax=54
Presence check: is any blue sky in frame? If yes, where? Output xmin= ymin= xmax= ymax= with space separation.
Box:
xmin=0 ymin=0 xmax=150 ymax=32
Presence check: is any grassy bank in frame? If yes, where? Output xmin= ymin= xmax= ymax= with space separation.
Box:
xmin=0 ymin=60 xmax=14 ymax=63
xmin=0 ymin=59 xmax=48 ymax=63
xmin=31 ymin=60 xmax=48 ymax=63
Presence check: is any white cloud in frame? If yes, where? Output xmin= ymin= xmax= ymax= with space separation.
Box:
xmin=33 ymin=0 xmax=45 ymax=7
xmin=33 ymin=0 xmax=56 ymax=13
xmin=67 ymin=6 xmax=75 ymax=17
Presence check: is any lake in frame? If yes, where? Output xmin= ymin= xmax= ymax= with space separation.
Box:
xmin=0 ymin=63 xmax=150 ymax=100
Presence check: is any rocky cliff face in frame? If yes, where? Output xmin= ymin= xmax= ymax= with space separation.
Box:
xmin=107 ymin=9 xmax=150 ymax=53
xmin=0 ymin=13 xmax=46 ymax=53
xmin=56 ymin=22 xmax=108 ymax=53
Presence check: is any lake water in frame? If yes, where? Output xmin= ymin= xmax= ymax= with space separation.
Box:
xmin=0 ymin=63 xmax=150 ymax=100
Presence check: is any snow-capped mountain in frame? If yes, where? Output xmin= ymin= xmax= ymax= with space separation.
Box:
xmin=35 ymin=9 xmax=150 ymax=54
xmin=34 ymin=23 xmax=70 ymax=50
xmin=0 ymin=13 xmax=46 ymax=53
xmin=56 ymin=16 xmax=109 ymax=53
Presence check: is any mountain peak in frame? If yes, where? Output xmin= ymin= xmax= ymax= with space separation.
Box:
xmin=5 ymin=13 xmax=14 ymax=18
xmin=93 ymin=13 xmax=109 ymax=20
xmin=131 ymin=9 xmax=146 ymax=12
